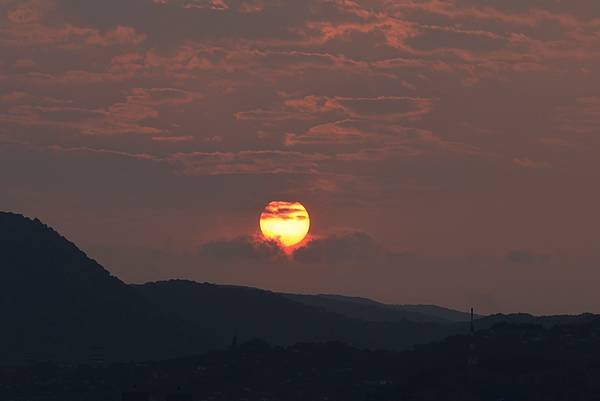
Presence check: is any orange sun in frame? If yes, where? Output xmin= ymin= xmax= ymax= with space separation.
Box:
xmin=259 ymin=201 xmax=310 ymax=247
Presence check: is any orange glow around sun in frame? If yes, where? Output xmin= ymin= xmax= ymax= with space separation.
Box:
xmin=259 ymin=201 xmax=310 ymax=247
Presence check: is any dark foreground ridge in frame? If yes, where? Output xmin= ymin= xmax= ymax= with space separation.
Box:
xmin=3 ymin=319 xmax=600 ymax=400
xmin=0 ymin=212 xmax=222 ymax=363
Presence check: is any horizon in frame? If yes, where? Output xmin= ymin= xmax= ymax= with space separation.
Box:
xmin=6 ymin=208 xmax=598 ymax=316
xmin=2 ymin=209 xmax=596 ymax=318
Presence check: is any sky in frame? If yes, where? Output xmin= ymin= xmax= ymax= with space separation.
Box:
xmin=1 ymin=0 xmax=600 ymax=314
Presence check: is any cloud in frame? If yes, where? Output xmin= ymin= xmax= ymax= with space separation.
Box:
xmin=0 ymin=91 xmax=70 ymax=106
xmin=260 ymin=201 xmax=307 ymax=220
xmin=151 ymin=135 xmax=194 ymax=142
xmin=238 ymin=0 xmax=266 ymax=13
xmin=6 ymin=0 xmax=48 ymax=24
xmin=46 ymin=144 xmax=160 ymax=162
xmin=555 ymin=96 xmax=600 ymax=135
xmin=505 ymin=250 xmax=551 ymax=265
xmin=238 ymin=95 xmax=433 ymax=124
xmin=167 ymin=150 xmax=329 ymax=175
xmin=198 ymin=235 xmax=285 ymax=262
xmin=85 ymin=26 xmax=147 ymax=47
xmin=153 ymin=0 xmax=231 ymax=11
xmin=106 ymin=87 xmax=199 ymax=123
xmin=293 ymin=231 xmax=404 ymax=265
xmin=0 ymin=87 xmax=200 ymax=136
xmin=3 ymin=1 xmax=146 ymax=49
xmin=195 ymin=230 xmax=409 ymax=267
xmin=406 ymin=26 xmax=507 ymax=52
xmin=512 ymin=158 xmax=551 ymax=169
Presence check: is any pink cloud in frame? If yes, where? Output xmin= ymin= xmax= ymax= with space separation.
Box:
xmin=2 ymin=23 xmax=145 ymax=48
xmin=167 ymin=150 xmax=329 ymax=175
xmin=3 ymin=1 xmax=145 ymax=49
xmin=283 ymin=96 xmax=345 ymax=113
xmin=0 ymin=87 xmax=198 ymax=137
xmin=512 ymin=158 xmax=552 ymax=169
xmin=6 ymin=0 xmax=49 ymax=24
xmin=237 ymin=95 xmax=433 ymax=124
xmin=555 ymin=97 xmax=600 ymax=135
xmin=85 ymin=26 xmax=146 ymax=47
xmin=239 ymin=0 xmax=266 ymax=13
xmin=153 ymin=0 xmax=230 ymax=10
xmin=152 ymin=135 xmax=194 ymax=142
xmin=48 ymin=144 xmax=160 ymax=162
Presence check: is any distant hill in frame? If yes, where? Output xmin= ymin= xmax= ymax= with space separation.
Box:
xmin=0 ymin=212 xmax=463 ymax=364
xmin=283 ymin=293 xmax=475 ymax=323
xmin=475 ymin=312 xmax=598 ymax=330
xmin=2 ymin=211 xmax=597 ymax=365
xmin=0 ymin=212 xmax=221 ymax=364
xmin=392 ymin=303 xmax=476 ymax=322
xmin=133 ymin=280 xmax=460 ymax=351
xmin=282 ymin=293 xmax=595 ymax=332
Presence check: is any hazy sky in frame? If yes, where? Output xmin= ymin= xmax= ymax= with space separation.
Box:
xmin=2 ymin=0 xmax=600 ymax=314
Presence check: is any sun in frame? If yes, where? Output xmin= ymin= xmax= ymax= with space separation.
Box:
xmin=259 ymin=201 xmax=310 ymax=247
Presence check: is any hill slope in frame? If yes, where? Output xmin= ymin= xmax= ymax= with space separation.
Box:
xmin=3 ymin=212 xmax=594 ymax=365
xmin=133 ymin=280 xmax=462 ymax=350
xmin=0 ymin=212 xmax=220 ymax=364
xmin=283 ymin=293 xmax=475 ymax=323
xmin=6 ymin=318 xmax=600 ymax=400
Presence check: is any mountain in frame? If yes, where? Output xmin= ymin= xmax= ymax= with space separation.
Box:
xmin=282 ymin=292 xmax=595 ymax=333
xmin=133 ymin=280 xmax=461 ymax=350
xmin=475 ymin=312 xmax=598 ymax=330
xmin=2 ymin=211 xmax=596 ymax=366
xmin=0 ymin=212 xmax=221 ymax=364
xmin=0 ymin=212 xmax=465 ymax=364
xmin=136 ymin=280 xmax=588 ymax=351
xmin=392 ymin=303 xmax=476 ymax=322
xmin=283 ymin=293 xmax=475 ymax=323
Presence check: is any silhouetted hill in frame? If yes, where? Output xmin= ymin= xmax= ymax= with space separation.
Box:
xmin=282 ymin=292 xmax=597 ymax=334
xmin=3 ymin=212 xmax=597 ymax=367
xmin=136 ymin=281 xmax=595 ymax=354
xmin=0 ymin=212 xmax=220 ymax=364
xmin=283 ymin=293 xmax=475 ymax=323
xmin=474 ymin=312 xmax=597 ymax=330
xmin=393 ymin=303 xmax=477 ymax=322
xmin=134 ymin=280 xmax=461 ymax=351
xmin=5 ymin=318 xmax=600 ymax=400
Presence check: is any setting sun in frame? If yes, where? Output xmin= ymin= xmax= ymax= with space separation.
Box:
xmin=259 ymin=201 xmax=310 ymax=247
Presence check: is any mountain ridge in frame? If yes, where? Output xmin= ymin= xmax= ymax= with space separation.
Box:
xmin=282 ymin=292 xmax=475 ymax=323
xmin=1 ymin=211 xmax=597 ymax=365
xmin=133 ymin=279 xmax=460 ymax=351
xmin=0 ymin=212 xmax=222 ymax=364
